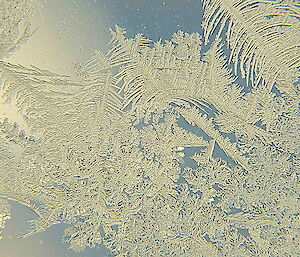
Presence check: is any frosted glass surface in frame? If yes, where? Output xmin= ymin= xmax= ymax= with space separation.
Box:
xmin=0 ymin=1 xmax=299 ymax=257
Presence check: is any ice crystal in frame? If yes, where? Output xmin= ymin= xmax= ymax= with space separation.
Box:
xmin=0 ymin=1 xmax=299 ymax=256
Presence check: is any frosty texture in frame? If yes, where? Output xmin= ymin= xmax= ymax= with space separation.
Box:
xmin=0 ymin=1 xmax=299 ymax=256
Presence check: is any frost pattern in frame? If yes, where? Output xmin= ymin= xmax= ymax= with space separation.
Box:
xmin=0 ymin=1 xmax=299 ymax=256
xmin=0 ymin=0 xmax=38 ymax=59
xmin=0 ymin=198 xmax=11 ymax=241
